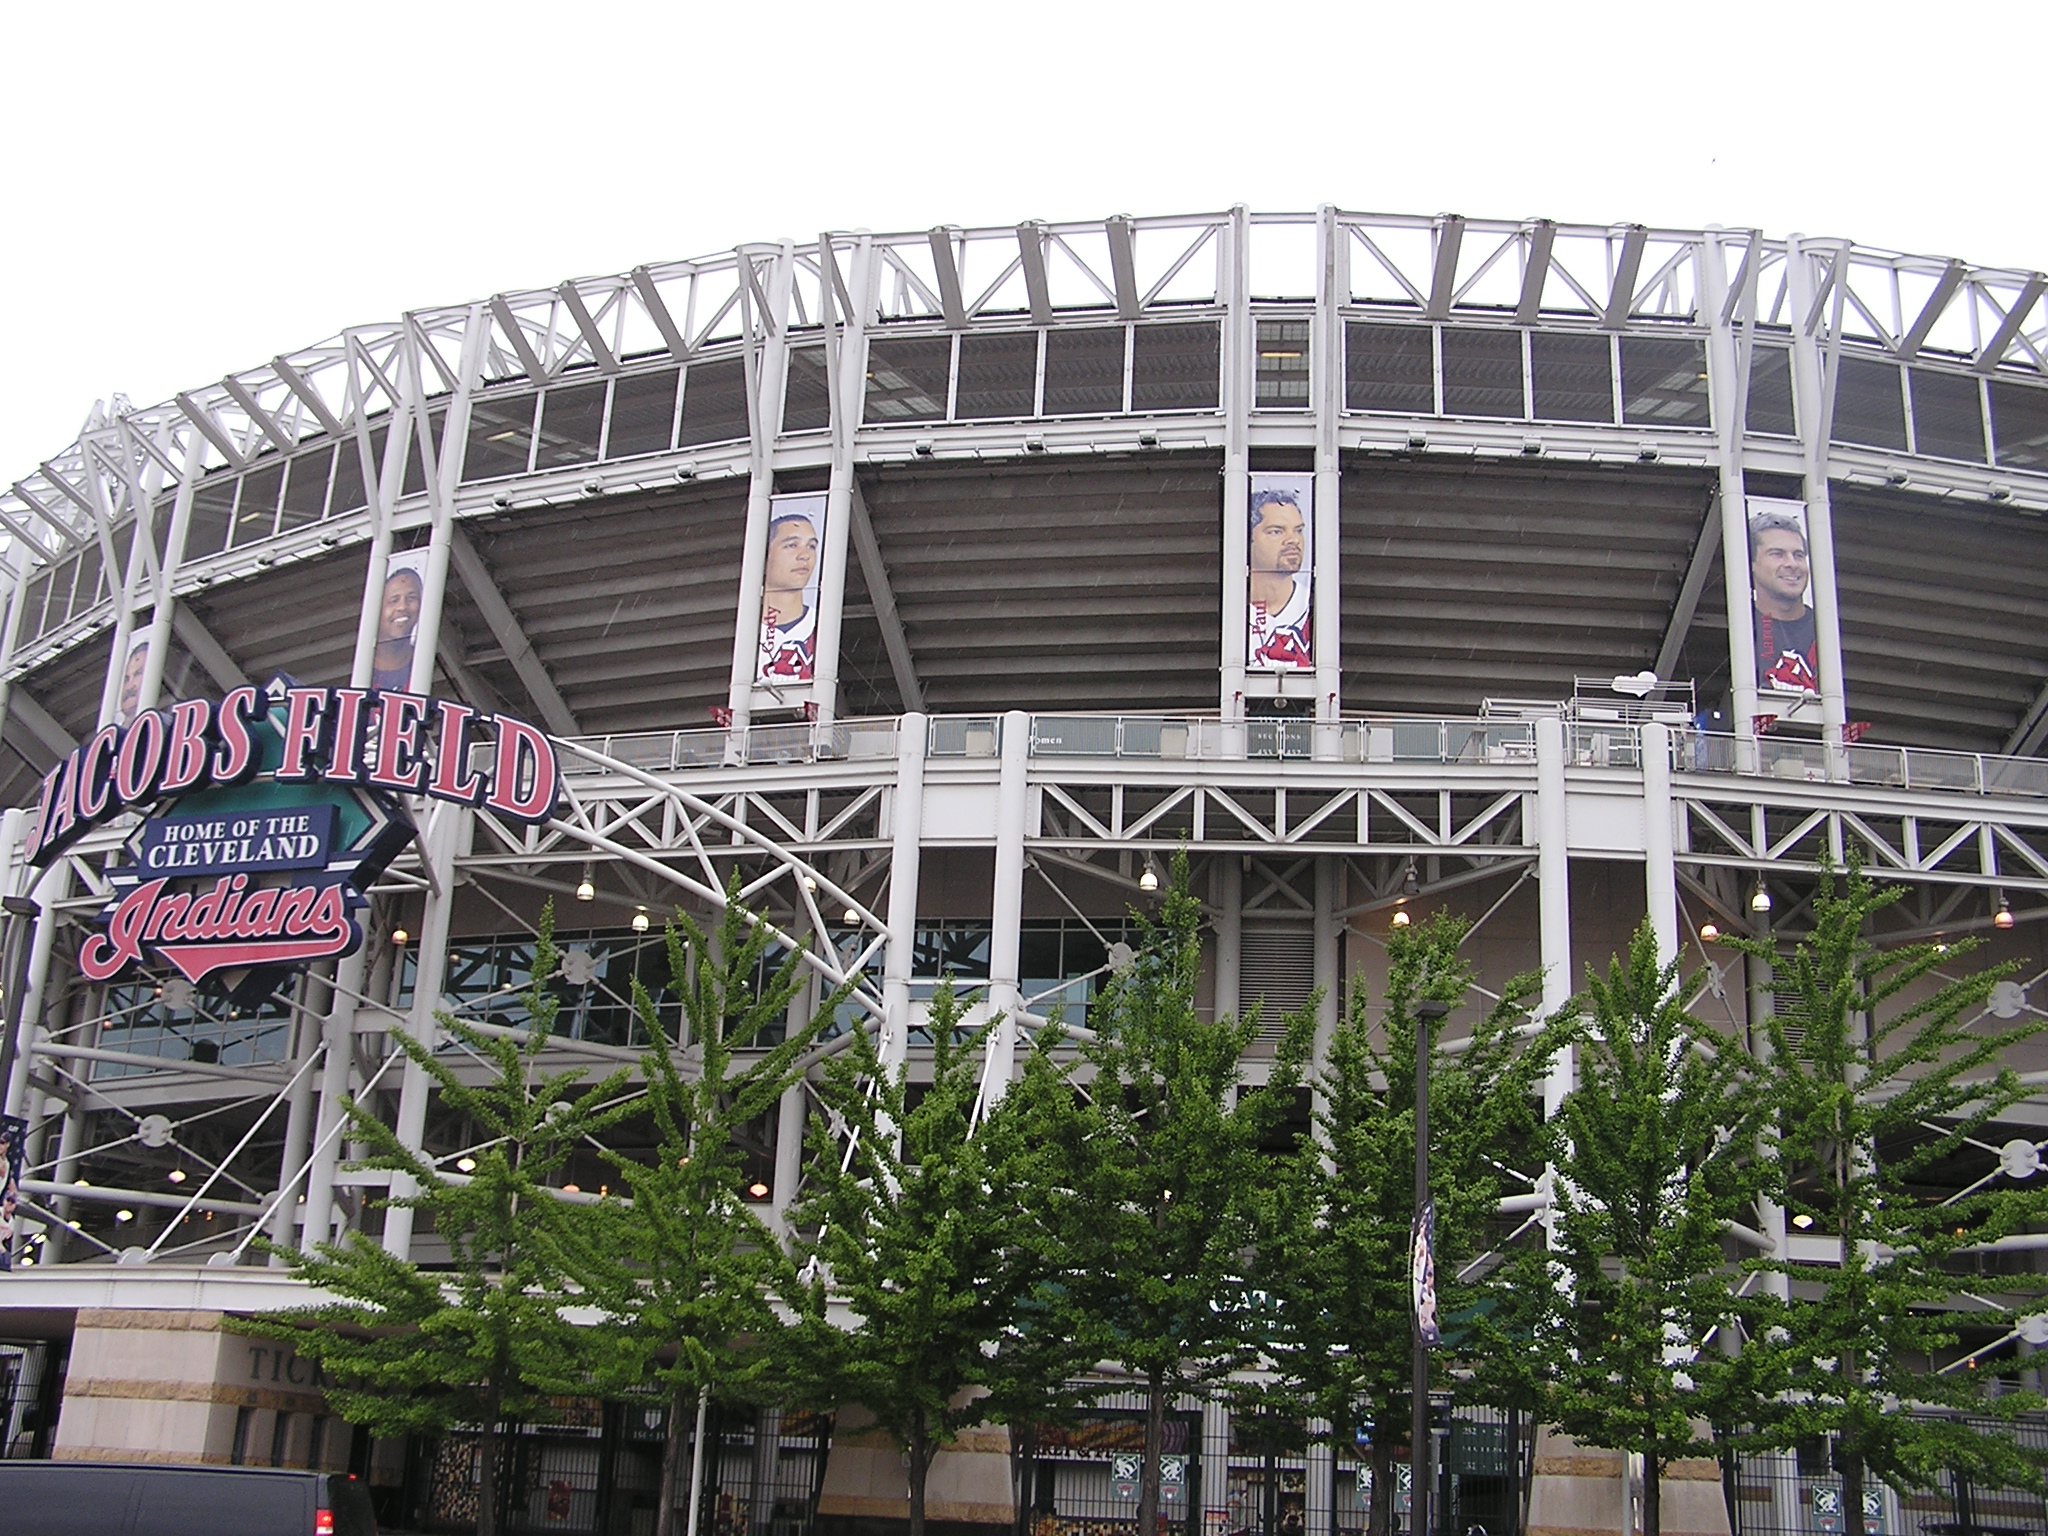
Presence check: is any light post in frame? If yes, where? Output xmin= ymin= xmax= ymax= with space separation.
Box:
xmin=1411 ymin=996 xmax=1450 ymax=1536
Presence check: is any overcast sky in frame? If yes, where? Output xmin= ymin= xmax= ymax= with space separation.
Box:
xmin=2 ymin=0 xmax=2041 ymax=478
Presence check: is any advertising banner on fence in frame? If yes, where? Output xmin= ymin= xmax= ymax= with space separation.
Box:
xmin=1748 ymin=498 xmax=1818 ymax=698
xmin=758 ymin=492 xmax=825 ymax=685
xmin=1247 ymin=473 xmax=1313 ymax=672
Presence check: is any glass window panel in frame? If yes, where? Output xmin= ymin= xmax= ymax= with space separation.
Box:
xmin=21 ymin=572 xmax=52 ymax=639
xmin=1441 ymin=328 xmax=1524 ymax=418
xmin=534 ymin=380 xmax=608 ymax=469
xmin=1530 ymin=332 xmax=1614 ymax=423
xmin=231 ymin=460 xmax=285 ymax=546
xmin=402 ymin=409 xmax=444 ymax=497
xmin=1345 ymin=323 xmax=1434 ymax=413
xmin=461 ymin=391 xmax=536 ymax=481
xmin=1909 ymin=368 xmax=1986 ymax=462
xmin=863 ymin=337 xmax=951 ymax=423
xmin=955 ymin=332 xmax=1038 ymax=419
xmin=679 ymin=356 xmax=751 ymax=445
xmin=1131 ymin=322 xmax=1220 ymax=411
xmin=1619 ymin=336 xmax=1711 ymax=427
xmin=607 ymin=368 xmax=678 ymax=458
xmin=782 ymin=345 xmax=831 ymax=432
xmin=1747 ymin=344 xmax=1796 ymax=436
xmin=1830 ymin=355 xmax=1907 ymax=450
xmin=1044 ymin=327 xmax=1126 ymax=415
xmin=1255 ymin=318 xmax=1311 ymax=408
xmin=280 ymin=446 xmax=334 ymax=529
xmin=186 ymin=471 xmax=238 ymax=557
xmin=1991 ymin=379 xmax=2048 ymax=471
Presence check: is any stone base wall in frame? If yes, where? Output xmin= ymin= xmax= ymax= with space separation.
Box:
xmin=1527 ymin=1430 xmax=1731 ymax=1536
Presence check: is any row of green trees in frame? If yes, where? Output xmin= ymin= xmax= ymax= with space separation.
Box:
xmin=254 ymin=866 xmax=2048 ymax=1536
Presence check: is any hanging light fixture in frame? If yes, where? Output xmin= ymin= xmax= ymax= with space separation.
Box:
xmin=575 ymin=862 xmax=596 ymax=902
xmin=843 ymin=906 xmax=860 ymax=925
xmin=1699 ymin=921 xmax=1720 ymax=943
xmin=1138 ymin=857 xmax=1160 ymax=893
xmin=747 ymin=1181 xmax=771 ymax=1199
xmin=390 ymin=927 xmax=409 ymax=947
xmin=1750 ymin=883 xmax=1772 ymax=913
xmin=632 ymin=909 xmax=650 ymax=934
xmin=1402 ymin=858 xmax=1421 ymax=899
xmin=1390 ymin=909 xmax=1411 ymax=928
xmin=1996 ymin=892 xmax=2016 ymax=930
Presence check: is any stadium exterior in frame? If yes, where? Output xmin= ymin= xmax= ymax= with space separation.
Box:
xmin=1 ymin=207 xmax=2047 ymax=1535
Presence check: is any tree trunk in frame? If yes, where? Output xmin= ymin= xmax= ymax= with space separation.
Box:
xmin=1839 ymin=1442 xmax=1865 ymax=1536
xmin=1137 ymin=1368 xmax=1167 ymax=1536
xmin=1367 ymin=1425 xmax=1393 ymax=1536
xmin=1644 ymin=1456 xmax=1661 ymax=1536
xmin=657 ymin=1388 xmax=690 ymax=1536
xmin=477 ymin=1369 xmax=506 ymax=1536
xmin=908 ymin=1412 xmax=930 ymax=1536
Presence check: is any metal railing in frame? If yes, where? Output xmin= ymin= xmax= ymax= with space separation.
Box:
xmin=559 ymin=713 xmax=2048 ymax=804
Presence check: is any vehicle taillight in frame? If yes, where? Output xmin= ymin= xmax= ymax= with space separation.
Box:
xmin=315 ymin=1508 xmax=335 ymax=1536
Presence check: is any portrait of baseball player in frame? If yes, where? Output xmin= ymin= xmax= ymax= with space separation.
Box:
xmin=117 ymin=639 xmax=150 ymax=725
xmin=1247 ymin=478 xmax=1312 ymax=672
xmin=758 ymin=495 xmax=825 ymax=684
xmin=371 ymin=551 xmax=429 ymax=692
xmin=1750 ymin=507 xmax=1817 ymax=694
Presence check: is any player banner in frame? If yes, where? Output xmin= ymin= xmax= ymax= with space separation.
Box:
xmin=757 ymin=492 xmax=825 ymax=685
xmin=1247 ymin=473 xmax=1312 ymax=672
xmin=0 ymin=1114 xmax=25 ymax=1271
xmin=1747 ymin=497 xmax=1817 ymax=697
xmin=371 ymin=548 xmax=430 ymax=692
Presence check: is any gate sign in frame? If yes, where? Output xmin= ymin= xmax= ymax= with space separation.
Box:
xmin=26 ymin=676 xmax=562 ymax=999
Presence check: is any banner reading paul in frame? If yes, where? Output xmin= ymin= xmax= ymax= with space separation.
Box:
xmin=756 ymin=492 xmax=826 ymax=686
xmin=1747 ymin=497 xmax=1819 ymax=700
xmin=1246 ymin=474 xmax=1313 ymax=673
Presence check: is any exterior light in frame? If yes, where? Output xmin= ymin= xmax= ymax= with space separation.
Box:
xmin=802 ymin=875 xmax=817 ymax=893
xmin=115 ymin=1209 xmax=134 ymax=1223
xmin=575 ymin=863 xmax=596 ymax=902
xmin=166 ymin=1169 xmax=186 ymax=1184
xmin=843 ymin=907 xmax=861 ymax=925
xmin=1996 ymin=893 xmax=2016 ymax=930
xmin=455 ymin=1157 xmax=477 ymax=1173
xmin=1402 ymin=859 xmax=1420 ymax=898
xmin=1390 ymin=909 xmax=1411 ymax=928
xmin=632 ymin=910 xmax=650 ymax=934
xmin=1750 ymin=884 xmax=1772 ymax=913
xmin=1699 ymin=921 xmax=1720 ymax=943
xmin=391 ymin=928 xmax=408 ymax=947
xmin=561 ymin=1183 xmax=581 ymax=1195
xmin=1138 ymin=859 xmax=1160 ymax=893
xmin=747 ymin=1181 xmax=770 ymax=1199
xmin=1791 ymin=1213 xmax=1814 ymax=1230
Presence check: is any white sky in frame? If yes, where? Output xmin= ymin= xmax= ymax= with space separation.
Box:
xmin=2 ymin=0 xmax=2041 ymax=479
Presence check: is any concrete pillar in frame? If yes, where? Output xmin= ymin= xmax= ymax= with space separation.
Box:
xmin=979 ymin=711 xmax=1030 ymax=1113
xmin=1642 ymin=722 xmax=1678 ymax=966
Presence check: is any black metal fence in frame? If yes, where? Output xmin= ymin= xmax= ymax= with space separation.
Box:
xmin=1727 ymin=1421 xmax=2048 ymax=1536
xmin=0 ymin=1339 xmax=60 ymax=1460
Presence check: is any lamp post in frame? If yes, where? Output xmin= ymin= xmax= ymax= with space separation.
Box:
xmin=1411 ymin=996 xmax=1450 ymax=1536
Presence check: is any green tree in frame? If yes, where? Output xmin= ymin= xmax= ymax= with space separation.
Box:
xmin=1038 ymin=858 xmax=1315 ymax=1536
xmin=1724 ymin=866 xmax=2048 ymax=1522
xmin=1527 ymin=920 xmax=1767 ymax=1536
xmin=792 ymin=979 xmax=1097 ymax=1536
xmin=1256 ymin=910 xmax=1552 ymax=1536
xmin=564 ymin=893 xmax=841 ymax=1536
xmin=251 ymin=906 xmax=634 ymax=1536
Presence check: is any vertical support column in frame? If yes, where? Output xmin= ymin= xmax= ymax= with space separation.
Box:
xmin=978 ymin=710 xmax=1031 ymax=1114
xmin=726 ymin=243 xmax=797 ymax=736
xmin=1312 ymin=205 xmax=1344 ymax=749
xmin=1305 ymin=1423 xmax=1335 ymax=1536
xmin=381 ymin=803 xmax=468 ymax=1260
xmin=1219 ymin=206 xmax=1252 ymax=726
xmin=1200 ymin=1399 xmax=1231 ymax=1536
xmin=1745 ymin=925 xmax=1798 ymax=1534
xmin=1312 ymin=858 xmax=1339 ymax=1074
xmin=811 ymin=236 xmax=874 ymax=729
xmin=1701 ymin=231 xmax=1762 ymax=772
xmin=94 ymin=473 xmax=159 ymax=729
xmin=266 ymin=968 xmax=325 ymax=1259
xmin=2 ymin=858 xmax=72 ymax=1120
xmin=769 ymin=907 xmax=816 ymax=1238
xmin=1784 ymin=237 xmax=1852 ymax=773
xmin=1535 ymin=717 xmax=1574 ymax=1118
xmin=404 ymin=305 xmax=489 ymax=696
xmin=1212 ymin=857 xmax=1241 ymax=1023
xmin=880 ymin=713 xmax=928 ymax=1076
xmin=0 ymin=557 xmax=35 ymax=747
xmin=131 ymin=426 xmax=202 ymax=718
xmin=1641 ymin=722 xmax=1678 ymax=966
xmin=298 ymin=948 xmax=368 ymax=1254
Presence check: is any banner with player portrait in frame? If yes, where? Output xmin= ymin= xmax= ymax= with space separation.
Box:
xmin=370 ymin=548 xmax=431 ymax=692
xmin=116 ymin=635 xmax=151 ymax=725
xmin=757 ymin=492 xmax=825 ymax=686
xmin=1746 ymin=497 xmax=1818 ymax=697
xmin=1247 ymin=473 xmax=1313 ymax=672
